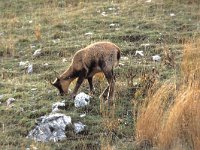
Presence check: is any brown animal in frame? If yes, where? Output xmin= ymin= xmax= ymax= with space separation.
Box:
xmin=51 ymin=42 xmax=121 ymax=103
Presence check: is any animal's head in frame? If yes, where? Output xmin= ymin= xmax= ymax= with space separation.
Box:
xmin=51 ymin=77 xmax=71 ymax=96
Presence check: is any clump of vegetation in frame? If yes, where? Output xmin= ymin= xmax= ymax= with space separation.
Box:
xmin=135 ymin=39 xmax=200 ymax=149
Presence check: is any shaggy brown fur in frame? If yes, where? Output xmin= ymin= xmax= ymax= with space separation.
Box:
xmin=51 ymin=41 xmax=121 ymax=102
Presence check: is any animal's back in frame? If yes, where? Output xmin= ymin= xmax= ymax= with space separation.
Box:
xmin=85 ymin=42 xmax=120 ymax=67
xmin=71 ymin=42 xmax=120 ymax=76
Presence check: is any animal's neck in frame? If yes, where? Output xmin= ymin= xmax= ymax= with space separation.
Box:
xmin=60 ymin=66 xmax=73 ymax=80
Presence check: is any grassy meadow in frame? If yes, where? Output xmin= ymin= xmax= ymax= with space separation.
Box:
xmin=0 ymin=0 xmax=200 ymax=149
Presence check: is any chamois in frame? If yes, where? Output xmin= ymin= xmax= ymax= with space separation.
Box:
xmin=51 ymin=41 xmax=121 ymax=102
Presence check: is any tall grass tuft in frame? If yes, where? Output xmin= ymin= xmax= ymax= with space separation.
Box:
xmin=135 ymin=39 xmax=200 ymax=149
xmin=135 ymin=81 xmax=176 ymax=148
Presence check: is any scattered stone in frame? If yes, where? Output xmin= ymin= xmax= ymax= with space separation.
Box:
xmin=84 ymin=32 xmax=93 ymax=36
xmin=31 ymin=88 xmax=37 ymax=91
xmin=19 ymin=61 xmax=29 ymax=67
xmin=109 ymin=23 xmax=119 ymax=28
xmin=7 ymin=98 xmax=16 ymax=106
xmin=43 ymin=63 xmax=48 ymax=66
xmin=146 ymin=0 xmax=151 ymax=2
xmin=101 ymin=12 xmax=107 ymax=16
xmin=30 ymin=45 xmax=36 ymax=49
xmin=52 ymin=39 xmax=60 ymax=44
xmin=80 ymin=113 xmax=86 ymax=118
xmin=109 ymin=23 xmax=115 ymax=27
xmin=140 ymin=43 xmax=150 ymax=47
xmin=33 ymin=49 xmax=42 ymax=57
xmin=170 ymin=13 xmax=175 ymax=17
xmin=121 ymin=56 xmax=129 ymax=61
xmin=0 ymin=32 xmax=4 ymax=36
xmin=52 ymin=101 xmax=65 ymax=112
xmin=74 ymin=122 xmax=86 ymax=134
xmin=119 ymin=63 xmax=125 ymax=66
xmin=74 ymin=92 xmax=91 ymax=108
xmin=152 ymin=55 xmax=161 ymax=61
xmin=135 ymin=50 xmax=144 ymax=57
xmin=108 ymin=7 xmax=115 ymax=11
xmin=62 ymin=58 xmax=67 ymax=62
xmin=27 ymin=113 xmax=71 ymax=142
xmin=27 ymin=64 xmax=33 ymax=74
xmin=0 ymin=95 xmax=4 ymax=100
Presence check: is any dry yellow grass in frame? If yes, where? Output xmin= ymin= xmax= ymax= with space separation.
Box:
xmin=34 ymin=24 xmax=42 ymax=41
xmin=135 ymin=39 xmax=200 ymax=149
xmin=136 ymin=81 xmax=176 ymax=147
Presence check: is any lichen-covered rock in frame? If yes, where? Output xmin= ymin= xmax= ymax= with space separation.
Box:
xmin=7 ymin=97 xmax=16 ymax=106
xmin=27 ymin=113 xmax=71 ymax=142
xmin=74 ymin=92 xmax=91 ymax=108
xmin=74 ymin=122 xmax=86 ymax=134
xmin=52 ymin=101 xmax=65 ymax=112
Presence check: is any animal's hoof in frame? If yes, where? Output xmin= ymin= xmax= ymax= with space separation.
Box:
xmin=71 ymin=94 xmax=76 ymax=100
xmin=89 ymin=90 xmax=95 ymax=96
xmin=105 ymin=100 xmax=113 ymax=106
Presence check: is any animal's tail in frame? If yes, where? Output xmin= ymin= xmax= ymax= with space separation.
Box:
xmin=117 ymin=48 xmax=121 ymax=61
xmin=115 ymin=45 xmax=121 ymax=67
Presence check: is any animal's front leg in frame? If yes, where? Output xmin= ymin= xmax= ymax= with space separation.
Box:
xmin=88 ymin=77 xmax=95 ymax=95
xmin=71 ymin=76 xmax=85 ymax=99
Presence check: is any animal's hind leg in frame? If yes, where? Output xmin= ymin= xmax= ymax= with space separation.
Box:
xmin=103 ymin=69 xmax=115 ymax=105
xmin=99 ymin=85 xmax=109 ymax=100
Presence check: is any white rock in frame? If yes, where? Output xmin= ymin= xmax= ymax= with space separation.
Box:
xmin=108 ymin=7 xmax=115 ymax=11
xmin=74 ymin=92 xmax=91 ymax=108
xmin=146 ymin=0 xmax=151 ymax=2
xmin=140 ymin=43 xmax=150 ymax=47
xmin=135 ymin=50 xmax=144 ymax=57
xmin=109 ymin=23 xmax=115 ymax=27
xmin=0 ymin=95 xmax=4 ymax=100
xmin=52 ymin=39 xmax=60 ymax=44
xmin=30 ymin=45 xmax=36 ymax=49
xmin=101 ymin=12 xmax=107 ymax=16
xmin=43 ymin=63 xmax=48 ymax=66
xmin=84 ymin=32 xmax=93 ymax=36
xmin=33 ymin=49 xmax=42 ymax=57
xmin=7 ymin=98 xmax=16 ymax=106
xmin=80 ymin=113 xmax=86 ymax=118
xmin=19 ymin=61 xmax=29 ymax=67
xmin=170 ymin=13 xmax=175 ymax=17
xmin=74 ymin=122 xmax=86 ymax=134
xmin=119 ymin=63 xmax=125 ymax=66
xmin=121 ymin=56 xmax=129 ymax=61
xmin=27 ymin=64 xmax=33 ymax=74
xmin=29 ymin=20 xmax=33 ymax=24
xmin=27 ymin=113 xmax=71 ymax=142
xmin=152 ymin=55 xmax=161 ymax=61
xmin=52 ymin=102 xmax=65 ymax=112
xmin=62 ymin=58 xmax=67 ymax=62
xmin=31 ymin=88 xmax=37 ymax=91
xmin=0 ymin=32 xmax=4 ymax=36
